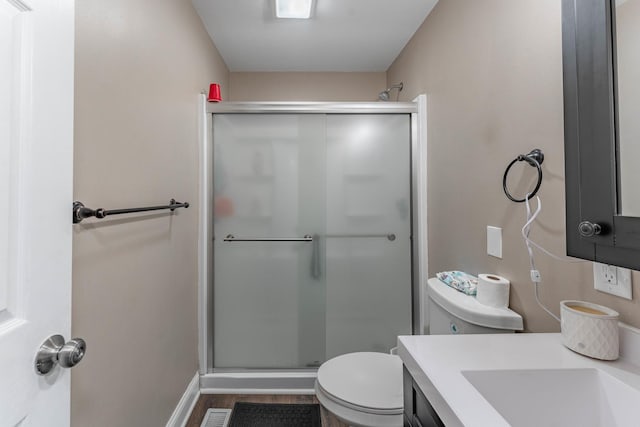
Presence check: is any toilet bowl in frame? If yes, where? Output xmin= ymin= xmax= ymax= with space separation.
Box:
xmin=314 ymin=352 xmax=403 ymax=427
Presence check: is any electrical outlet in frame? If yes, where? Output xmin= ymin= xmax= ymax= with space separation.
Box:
xmin=603 ymin=265 xmax=616 ymax=284
xmin=593 ymin=262 xmax=633 ymax=300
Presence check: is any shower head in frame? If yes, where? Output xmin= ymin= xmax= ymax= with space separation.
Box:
xmin=378 ymin=82 xmax=404 ymax=101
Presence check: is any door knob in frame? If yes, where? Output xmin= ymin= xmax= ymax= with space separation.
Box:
xmin=35 ymin=334 xmax=87 ymax=375
xmin=578 ymin=221 xmax=603 ymax=237
xmin=58 ymin=338 xmax=87 ymax=368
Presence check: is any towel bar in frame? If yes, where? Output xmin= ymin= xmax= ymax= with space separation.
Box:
xmin=73 ymin=199 xmax=189 ymax=224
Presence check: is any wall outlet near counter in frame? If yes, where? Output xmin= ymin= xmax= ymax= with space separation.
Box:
xmin=593 ymin=263 xmax=632 ymax=300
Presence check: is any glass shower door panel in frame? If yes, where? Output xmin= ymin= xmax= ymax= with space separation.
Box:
xmin=324 ymin=114 xmax=412 ymax=359
xmin=213 ymin=114 xmax=326 ymax=369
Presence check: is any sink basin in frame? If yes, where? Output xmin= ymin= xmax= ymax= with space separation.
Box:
xmin=462 ymin=368 xmax=640 ymax=427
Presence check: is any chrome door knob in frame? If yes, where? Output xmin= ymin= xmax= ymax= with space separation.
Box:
xmin=35 ymin=334 xmax=87 ymax=375
xmin=578 ymin=221 xmax=602 ymax=237
xmin=58 ymin=338 xmax=86 ymax=368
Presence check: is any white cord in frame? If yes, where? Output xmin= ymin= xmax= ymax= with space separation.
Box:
xmin=522 ymin=194 xmax=565 ymax=323
xmin=521 ymin=196 xmax=586 ymax=264
xmin=534 ymin=281 xmax=560 ymax=322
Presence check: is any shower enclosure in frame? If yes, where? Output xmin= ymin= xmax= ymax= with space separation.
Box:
xmin=199 ymin=101 xmax=426 ymax=389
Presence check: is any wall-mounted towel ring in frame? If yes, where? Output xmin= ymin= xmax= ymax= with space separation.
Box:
xmin=503 ymin=149 xmax=544 ymax=203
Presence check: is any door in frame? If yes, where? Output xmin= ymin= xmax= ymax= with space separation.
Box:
xmin=0 ymin=0 xmax=74 ymax=425
xmin=324 ymin=114 xmax=412 ymax=359
xmin=212 ymin=114 xmax=327 ymax=369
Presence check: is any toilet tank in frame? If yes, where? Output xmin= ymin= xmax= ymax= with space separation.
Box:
xmin=426 ymin=278 xmax=523 ymax=335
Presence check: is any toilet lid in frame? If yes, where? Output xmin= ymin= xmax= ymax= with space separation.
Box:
xmin=317 ymin=352 xmax=403 ymax=412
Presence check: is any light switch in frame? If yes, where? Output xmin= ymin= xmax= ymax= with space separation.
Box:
xmin=487 ymin=226 xmax=502 ymax=259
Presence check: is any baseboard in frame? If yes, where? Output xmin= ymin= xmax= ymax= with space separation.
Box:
xmin=166 ymin=373 xmax=200 ymax=427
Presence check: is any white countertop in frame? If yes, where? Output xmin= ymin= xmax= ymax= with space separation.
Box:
xmin=398 ymin=330 xmax=640 ymax=427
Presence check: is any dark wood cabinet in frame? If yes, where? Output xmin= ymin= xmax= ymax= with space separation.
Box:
xmin=562 ymin=0 xmax=640 ymax=270
xmin=403 ymin=366 xmax=445 ymax=427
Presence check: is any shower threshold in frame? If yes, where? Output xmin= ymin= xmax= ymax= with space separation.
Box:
xmin=200 ymin=371 xmax=317 ymax=394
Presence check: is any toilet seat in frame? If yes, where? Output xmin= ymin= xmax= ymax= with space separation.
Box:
xmin=315 ymin=352 xmax=403 ymax=427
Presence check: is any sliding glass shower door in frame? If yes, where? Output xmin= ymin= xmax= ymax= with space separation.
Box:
xmin=324 ymin=114 xmax=412 ymax=359
xmin=213 ymin=114 xmax=327 ymax=369
xmin=212 ymin=113 xmax=411 ymax=369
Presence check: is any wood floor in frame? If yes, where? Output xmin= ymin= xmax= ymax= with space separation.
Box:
xmin=185 ymin=394 xmax=349 ymax=427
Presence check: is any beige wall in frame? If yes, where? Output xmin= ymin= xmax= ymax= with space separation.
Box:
xmin=229 ymin=72 xmax=386 ymax=101
xmin=388 ymin=0 xmax=640 ymax=331
xmin=72 ymin=0 xmax=228 ymax=426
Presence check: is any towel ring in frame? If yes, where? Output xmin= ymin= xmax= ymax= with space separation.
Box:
xmin=503 ymin=149 xmax=544 ymax=203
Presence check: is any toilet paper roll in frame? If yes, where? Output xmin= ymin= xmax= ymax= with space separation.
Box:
xmin=476 ymin=274 xmax=510 ymax=308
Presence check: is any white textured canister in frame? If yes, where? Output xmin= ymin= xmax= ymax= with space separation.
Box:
xmin=560 ymin=300 xmax=619 ymax=361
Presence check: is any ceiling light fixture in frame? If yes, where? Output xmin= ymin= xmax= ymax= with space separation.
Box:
xmin=275 ymin=0 xmax=314 ymax=19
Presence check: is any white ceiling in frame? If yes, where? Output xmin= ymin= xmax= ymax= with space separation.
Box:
xmin=192 ymin=0 xmax=439 ymax=72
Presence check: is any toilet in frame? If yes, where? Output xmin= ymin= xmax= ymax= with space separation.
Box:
xmin=315 ymin=277 xmax=523 ymax=427
xmin=315 ymin=352 xmax=403 ymax=427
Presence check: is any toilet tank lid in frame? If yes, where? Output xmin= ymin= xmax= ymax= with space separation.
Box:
xmin=428 ymin=278 xmax=523 ymax=331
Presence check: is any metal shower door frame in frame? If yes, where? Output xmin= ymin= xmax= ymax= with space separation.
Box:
xmin=197 ymin=99 xmax=427 ymax=391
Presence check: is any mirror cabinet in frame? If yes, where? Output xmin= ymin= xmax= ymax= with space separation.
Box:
xmin=563 ymin=0 xmax=640 ymax=270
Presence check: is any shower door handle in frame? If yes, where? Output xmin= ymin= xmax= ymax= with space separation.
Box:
xmin=311 ymin=234 xmax=321 ymax=280
xmin=223 ymin=234 xmax=314 ymax=242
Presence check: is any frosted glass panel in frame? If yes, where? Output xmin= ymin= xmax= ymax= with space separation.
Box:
xmin=212 ymin=113 xmax=412 ymax=369
xmin=213 ymin=114 xmax=326 ymax=369
xmin=324 ymin=115 xmax=412 ymax=358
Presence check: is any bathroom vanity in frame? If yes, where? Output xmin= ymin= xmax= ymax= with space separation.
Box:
xmin=403 ymin=365 xmax=444 ymax=427
xmin=398 ymin=325 xmax=640 ymax=427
